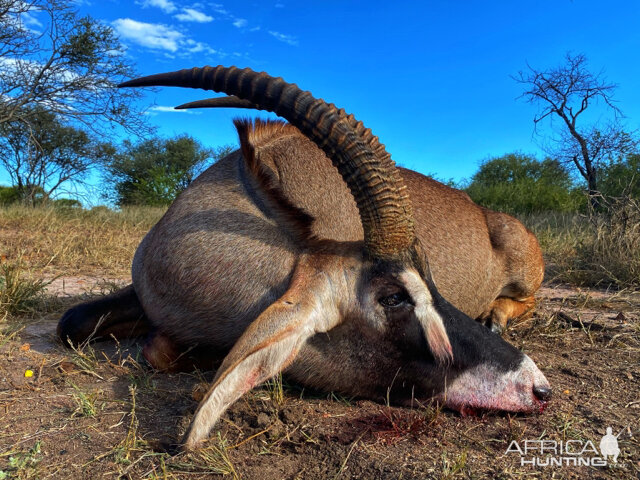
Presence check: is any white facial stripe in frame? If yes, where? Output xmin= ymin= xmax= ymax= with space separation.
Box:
xmin=399 ymin=270 xmax=453 ymax=363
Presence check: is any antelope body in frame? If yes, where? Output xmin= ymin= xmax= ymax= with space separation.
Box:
xmin=58 ymin=66 xmax=550 ymax=449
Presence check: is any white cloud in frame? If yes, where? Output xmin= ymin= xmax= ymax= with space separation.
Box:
xmin=174 ymin=8 xmax=213 ymax=22
xmin=113 ymin=18 xmax=183 ymax=52
xmin=184 ymin=38 xmax=217 ymax=55
xmin=268 ymin=30 xmax=298 ymax=46
xmin=21 ymin=12 xmax=43 ymax=29
xmin=209 ymin=3 xmax=229 ymax=15
xmin=138 ymin=0 xmax=177 ymax=13
xmin=113 ymin=18 xmax=219 ymax=57
xmin=147 ymin=105 xmax=199 ymax=114
xmin=232 ymin=18 xmax=247 ymax=28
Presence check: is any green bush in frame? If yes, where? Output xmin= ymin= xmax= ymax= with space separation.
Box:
xmin=464 ymin=153 xmax=586 ymax=214
xmin=53 ymin=198 xmax=83 ymax=209
xmin=0 ymin=186 xmax=21 ymax=205
xmin=599 ymin=153 xmax=640 ymax=199
xmin=0 ymin=185 xmax=46 ymax=206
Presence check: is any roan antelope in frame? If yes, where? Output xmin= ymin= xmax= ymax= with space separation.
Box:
xmin=58 ymin=66 xmax=550 ymax=449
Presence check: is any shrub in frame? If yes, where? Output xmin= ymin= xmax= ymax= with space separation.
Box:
xmin=53 ymin=198 xmax=82 ymax=209
xmin=465 ymin=153 xmax=586 ymax=214
xmin=599 ymin=153 xmax=640 ymax=200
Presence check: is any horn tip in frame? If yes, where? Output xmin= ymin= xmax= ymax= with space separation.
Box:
xmin=118 ymin=79 xmax=145 ymax=88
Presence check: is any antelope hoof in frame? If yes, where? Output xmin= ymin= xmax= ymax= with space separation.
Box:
xmin=489 ymin=321 xmax=504 ymax=335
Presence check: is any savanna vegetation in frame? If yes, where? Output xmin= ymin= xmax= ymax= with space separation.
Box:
xmin=1 ymin=183 xmax=638 ymax=480
xmin=0 ymin=2 xmax=638 ymax=478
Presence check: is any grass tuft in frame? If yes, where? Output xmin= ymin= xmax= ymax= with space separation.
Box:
xmin=69 ymin=383 xmax=101 ymax=418
xmin=523 ymin=201 xmax=640 ymax=289
xmin=264 ymin=372 xmax=284 ymax=406
xmin=0 ymin=261 xmax=48 ymax=316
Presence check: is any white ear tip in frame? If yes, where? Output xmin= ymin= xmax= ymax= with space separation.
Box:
xmin=399 ymin=270 xmax=453 ymax=363
xmin=426 ymin=318 xmax=453 ymax=363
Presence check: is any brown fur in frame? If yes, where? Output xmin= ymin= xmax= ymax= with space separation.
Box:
xmin=235 ymin=120 xmax=544 ymax=328
xmin=234 ymin=119 xmax=316 ymax=244
xmin=58 ymin=117 xmax=547 ymax=448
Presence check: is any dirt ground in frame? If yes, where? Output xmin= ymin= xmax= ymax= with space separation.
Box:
xmin=0 ymin=279 xmax=638 ymax=479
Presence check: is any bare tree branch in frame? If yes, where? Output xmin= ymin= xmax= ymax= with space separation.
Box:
xmin=513 ymin=52 xmax=638 ymax=208
xmin=0 ymin=107 xmax=116 ymax=204
xmin=0 ymin=0 xmax=149 ymax=136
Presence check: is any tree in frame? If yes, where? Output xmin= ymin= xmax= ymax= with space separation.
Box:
xmin=514 ymin=53 xmax=637 ymax=208
xmin=464 ymin=153 xmax=583 ymax=214
xmin=0 ymin=107 xmax=113 ymax=204
xmin=599 ymin=153 xmax=640 ymax=200
xmin=1 ymin=0 xmax=33 ymax=58
xmin=0 ymin=184 xmax=44 ymax=205
xmin=106 ymin=136 xmax=231 ymax=207
xmin=0 ymin=0 xmax=146 ymax=135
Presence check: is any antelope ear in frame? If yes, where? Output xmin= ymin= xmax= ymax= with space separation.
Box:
xmin=400 ymin=270 xmax=453 ymax=363
xmin=181 ymin=260 xmax=341 ymax=449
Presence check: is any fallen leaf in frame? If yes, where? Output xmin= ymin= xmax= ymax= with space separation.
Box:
xmin=58 ymin=361 xmax=77 ymax=374
xmin=191 ymin=383 xmax=208 ymax=402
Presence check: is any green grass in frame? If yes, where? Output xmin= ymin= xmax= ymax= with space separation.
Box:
xmin=69 ymin=383 xmax=102 ymax=418
xmin=0 ymin=261 xmax=49 ymax=316
xmin=0 ymin=441 xmax=43 ymax=480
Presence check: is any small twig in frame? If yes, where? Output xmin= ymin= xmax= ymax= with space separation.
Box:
xmin=230 ymin=425 xmax=273 ymax=450
xmin=555 ymin=311 xmax=606 ymax=331
xmin=332 ymin=431 xmax=365 ymax=480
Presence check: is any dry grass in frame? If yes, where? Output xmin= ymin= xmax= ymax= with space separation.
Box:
xmin=0 ymin=205 xmax=165 ymax=278
xmin=0 ymin=261 xmax=49 ymax=316
xmin=2 ymin=203 xmax=639 ymax=290
xmin=523 ymin=200 xmax=640 ymax=289
xmin=0 ymin=205 xmax=638 ymax=479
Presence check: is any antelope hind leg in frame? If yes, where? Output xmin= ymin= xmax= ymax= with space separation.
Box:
xmin=479 ymin=295 xmax=536 ymax=334
xmin=143 ymin=331 xmax=223 ymax=372
xmin=57 ymin=285 xmax=151 ymax=346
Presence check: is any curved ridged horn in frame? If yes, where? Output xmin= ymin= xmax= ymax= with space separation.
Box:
xmin=119 ymin=66 xmax=414 ymax=259
xmin=175 ymin=96 xmax=258 ymax=110
xmin=175 ymin=96 xmax=391 ymax=175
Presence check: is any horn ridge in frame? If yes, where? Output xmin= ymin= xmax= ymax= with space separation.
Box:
xmin=120 ymin=66 xmax=415 ymax=258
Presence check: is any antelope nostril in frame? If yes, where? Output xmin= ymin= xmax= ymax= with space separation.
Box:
xmin=533 ymin=385 xmax=552 ymax=402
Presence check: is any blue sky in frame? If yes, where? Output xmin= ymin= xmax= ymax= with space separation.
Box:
xmin=4 ymin=1 xmax=640 ymax=200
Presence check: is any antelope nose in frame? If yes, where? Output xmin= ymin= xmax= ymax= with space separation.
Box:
xmin=533 ymin=385 xmax=552 ymax=402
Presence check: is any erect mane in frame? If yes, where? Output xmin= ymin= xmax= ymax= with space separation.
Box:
xmin=234 ymin=118 xmax=301 ymax=149
xmin=234 ymin=118 xmax=315 ymax=244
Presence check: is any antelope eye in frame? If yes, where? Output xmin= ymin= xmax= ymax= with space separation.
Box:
xmin=379 ymin=291 xmax=411 ymax=308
